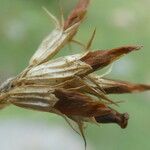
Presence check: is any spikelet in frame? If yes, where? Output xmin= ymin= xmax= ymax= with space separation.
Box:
xmin=0 ymin=0 xmax=149 ymax=149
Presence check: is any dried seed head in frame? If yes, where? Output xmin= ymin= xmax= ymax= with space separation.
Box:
xmin=0 ymin=0 xmax=149 ymax=148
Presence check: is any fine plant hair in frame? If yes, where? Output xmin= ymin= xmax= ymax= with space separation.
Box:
xmin=0 ymin=0 xmax=150 ymax=149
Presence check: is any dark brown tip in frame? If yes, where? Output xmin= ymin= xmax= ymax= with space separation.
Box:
xmin=81 ymin=46 xmax=142 ymax=72
xmin=119 ymin=113 xmax=129 ymax=129
xmin=95 ymin=111 xmax=129 ymax=129
xmin=64 ymin=0 xmax=90 ymax=30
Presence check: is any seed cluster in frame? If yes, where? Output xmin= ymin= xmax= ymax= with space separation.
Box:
xmin=0 ymin=0 xmax=149 ymax=148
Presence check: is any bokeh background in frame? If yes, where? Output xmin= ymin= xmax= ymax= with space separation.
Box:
xmin=0 ymin=0 xmax=150 ymax=150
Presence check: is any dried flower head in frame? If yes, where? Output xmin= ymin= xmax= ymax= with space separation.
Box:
xmin=0 ymin=0 xmax=149 ymax=148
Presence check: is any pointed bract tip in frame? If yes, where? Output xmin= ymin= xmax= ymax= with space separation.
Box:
xmin=134 ymin=84 xmax=150 ymax=92
xmin=134 ymin=45 xmax=143 ymax=50
xmin=64 ymin=0 xmax=90 ymax=30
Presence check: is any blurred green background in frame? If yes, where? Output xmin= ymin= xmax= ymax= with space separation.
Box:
xmin=0 ymin=0 xmax=150 ymax=150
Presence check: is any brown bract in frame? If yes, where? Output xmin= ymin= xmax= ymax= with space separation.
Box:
xmin=99 ymin=78 xmax=150 ymax=94
xmin=81 ymin=46 xmax=141 ymax=72
xmin=64 ymin=0 xmax=90 ymax=30
xmin=54 ymin=89 xmax=111 ymax=117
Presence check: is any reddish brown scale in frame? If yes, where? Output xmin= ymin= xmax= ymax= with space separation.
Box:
xmin=81 ymin=46 xmax=141 ymax=72
xmin=54 ymin=89 xmax=111 ymax=117
xmin=102 ymin=78 xmax=150 ymax=94
xmin=64 ymin=0 xmax=90 ymax=30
